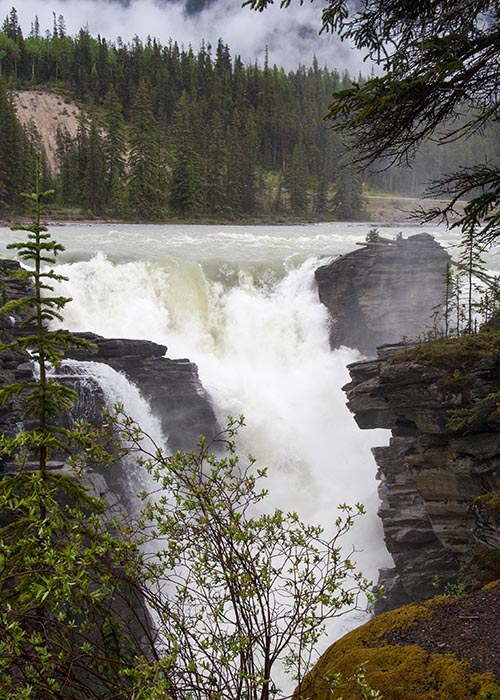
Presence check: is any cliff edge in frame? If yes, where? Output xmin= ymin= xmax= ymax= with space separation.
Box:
xmin=315 ymin=233 xmax=451 ymax=356
xmin=343 ymin=337 xmax=500 ymax=610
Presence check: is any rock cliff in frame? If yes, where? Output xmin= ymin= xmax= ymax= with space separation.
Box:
xmin=315 ymin=233 xmax=451 ymax=356
xmin=343 ymin=339 xmax=500 ymax=610
xmin=0 ymin=259 xmax=219 ymax=503
xmin=65 ymin=332 xmax=219 ymax=453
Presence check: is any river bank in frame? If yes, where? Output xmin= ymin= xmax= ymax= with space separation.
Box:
xmin=0 ymin=193 xmax=462 ymax=228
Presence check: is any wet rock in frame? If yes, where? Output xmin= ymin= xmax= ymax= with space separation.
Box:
xmin=66 ymin=332 xmax=219 ymax=453
xmin=344 ymin=344 xmax=500 ymax=611
xmin=315 ymin=233 xmax=451 ymax=357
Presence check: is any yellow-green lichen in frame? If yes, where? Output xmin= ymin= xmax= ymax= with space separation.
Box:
xmin=483 ymin=579 xmax=500 ymax=591
xmin=474 ymin=491 xmax=500 ymax=518
xmin=294 ymin=597 xmax=498 ymax=700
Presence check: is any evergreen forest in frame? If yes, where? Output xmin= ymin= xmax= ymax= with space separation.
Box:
xmin=0 ymin=6 xmax=498 ymax=221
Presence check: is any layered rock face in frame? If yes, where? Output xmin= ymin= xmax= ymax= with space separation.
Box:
xmin=66 ymin=332 xmax=219 ymax=453
xmin=315 ymin=233 xmax=451 ymax=356
xmin=344 ymin=343 xmax=500 ymax=610
xmin=0 ymin=260 xmax=219 ymax=497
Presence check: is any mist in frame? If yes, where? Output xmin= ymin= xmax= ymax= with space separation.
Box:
xmin=10 ymin=0 xmax=367 ymax=73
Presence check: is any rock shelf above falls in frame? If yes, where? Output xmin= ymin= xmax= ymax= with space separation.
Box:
xmin=344 ymin=343 xmax=500 ymax=611
xmin=315 ymin=232 xmax=451 ymax=356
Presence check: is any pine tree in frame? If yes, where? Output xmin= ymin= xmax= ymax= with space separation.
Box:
xmin=2 ymin=155 xmax=92 ymax=471
xmin=74 ymin=110 xmax=90 ymax=205
xmin=205 ymin=111 xmax=229 ymax=214
xmin=286 ymin=141 xmax=309 ymax=216
xmin=1 ymin=7 xmax=22 ymax=78
xmin=127 ymin=78 xmax=165 ymax=219
xmin=102 ymin=85 xmax=127 ymax=215
xmin=55 ymin=126 xmax=80 ymax=206
xmin=227 ymin=107 xmax=259 ymax=215
xmin=458 ymin=221 xmax=488 ymax=333
xmin=81 ymin=108 xmax=106 ymax=215
xmin=0 ymin=78 xmax=33 ymax=211
xmin=333 ymin=159 xmax=364 ymax=220
xmin=168 ymin=90 xmax=203 ymax=217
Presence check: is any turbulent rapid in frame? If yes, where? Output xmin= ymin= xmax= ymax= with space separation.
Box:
xmin=0 ymin=220 xmax=449 ymax=638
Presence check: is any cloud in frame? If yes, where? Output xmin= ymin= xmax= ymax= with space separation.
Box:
xmin=11 ymin=0 xmax=367 ymax=73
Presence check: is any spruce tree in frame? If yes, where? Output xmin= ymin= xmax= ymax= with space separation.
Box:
xmin=102 ymin=85 xmax=127 ymax=215
xmin=1 ymin=155 xmax=92 ymax=470
xmin=0 ymin=78 xmax=32 ymax=211
xmin=205 ymin=111 xmax=229 ymax=214
xmin=227 ymin=107 xmax=259 ymax=216
xmin=333 ymin=159 xmax=364 ymax=220
xmin=286 ymin=141 xmax=309 ymax=216
xmin=127 ymin=78 xmax=165 ymax=219
xmin=458 ymin=222 xmax=488 ymax=333
xmin=81 ymin=107 xmax=106 ymax=215
xmin=55 ymin=126 xmax=80 ymax=206
xmin=168 ymin=90 xmax=203 ymax=217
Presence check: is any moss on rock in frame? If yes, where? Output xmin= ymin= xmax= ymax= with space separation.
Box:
xmin=295 ymin=597 xmax=498 ymax=700
xmin=392 ymin=330 xmax=500 ymax=371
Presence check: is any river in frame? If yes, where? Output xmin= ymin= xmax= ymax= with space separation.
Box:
xmin=0 ymin=218 xmax=457 ymax=642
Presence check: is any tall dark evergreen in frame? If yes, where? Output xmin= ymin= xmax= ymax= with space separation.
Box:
xmin=168 ymin=91 xmax=203 ymax=217
xmin=55 ymin=126 xmax=79 ymax=206
xmin=128 ymin=79 xmax=165 ymax=219
xmin=286 ymin=141 xmax=309 ymax=216
xmin=0 ymin=77 xmax=34 ymax=210
xmin=81 ymin=108 xmax=106 ymax=215
xmin=102 ymin=85 xmax=127 ymax=215
xmin=205 ymin=111 xmax=229 ymax=214
xmin=333 ymin=158 xmax=364 ymax=220
xmin=226 ymin=107 xmax=259 ymax=215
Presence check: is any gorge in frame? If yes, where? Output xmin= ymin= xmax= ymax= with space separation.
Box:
xmin=1 ymin=220 xmax=499 ymax=690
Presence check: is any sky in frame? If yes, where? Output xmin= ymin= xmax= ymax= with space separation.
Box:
xmin=3 ymin=0 xmax=368 ymax=74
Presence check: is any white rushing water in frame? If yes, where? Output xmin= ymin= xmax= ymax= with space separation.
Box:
xmin=0 ymin=220 xmax=451 ymax=642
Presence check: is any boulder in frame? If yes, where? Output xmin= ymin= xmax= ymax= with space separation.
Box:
xmin=295 ymin=583 xmax=500 ymax=700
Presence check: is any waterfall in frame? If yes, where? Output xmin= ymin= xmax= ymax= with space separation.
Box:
xmin=50 ymin=245 xmax=391 ymax=622
xmin=56 ymin=359 xmax=167 ymax=498
xmin=10 ymin=221 xmax=410 ymax=648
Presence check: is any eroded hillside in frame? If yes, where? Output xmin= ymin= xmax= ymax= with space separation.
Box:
xmin=12 ymin=90 xmax=81 ymax=172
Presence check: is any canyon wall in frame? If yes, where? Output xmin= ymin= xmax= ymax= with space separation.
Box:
xmin=315 ymin=235 xmax=500 ymax=610
xmin=344 ymin=343 xmax=500 ymax=610
xmin=315 ymin=233 xmax=451 ymax=357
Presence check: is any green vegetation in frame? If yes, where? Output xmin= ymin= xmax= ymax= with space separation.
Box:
xmin=393 ymin=330 xmax=500 ymax=371
xmin=294 ymin=597 xmax=499 ymax=700
xmin=0 ymin=158 xmax=156 ymax=698
xmin=247 ymin=0 xmax=500 ymax=245
xmin=114 ymin=410 xmax=370 ymax=700
xmin=0 ymin=5 xmax=365 ymax=221
xmin=0 ymin=171 xmax=372 ymax=698
xmin=0 ymin=155 xmax=94 ymax=466
xmin=0 ymin=5 xmax=497 ymax=221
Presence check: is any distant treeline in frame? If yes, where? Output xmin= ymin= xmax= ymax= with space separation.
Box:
xmin=0 ymin=6 xmax=497 ymax=220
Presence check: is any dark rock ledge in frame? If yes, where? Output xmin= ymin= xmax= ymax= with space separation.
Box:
xmin=343 ymin=342 xmax=500 ymax=612
xmin=66 ymin=332 xmax=219 ymax=454
xmin=316 ymin=233 xmax=451 ymax=357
